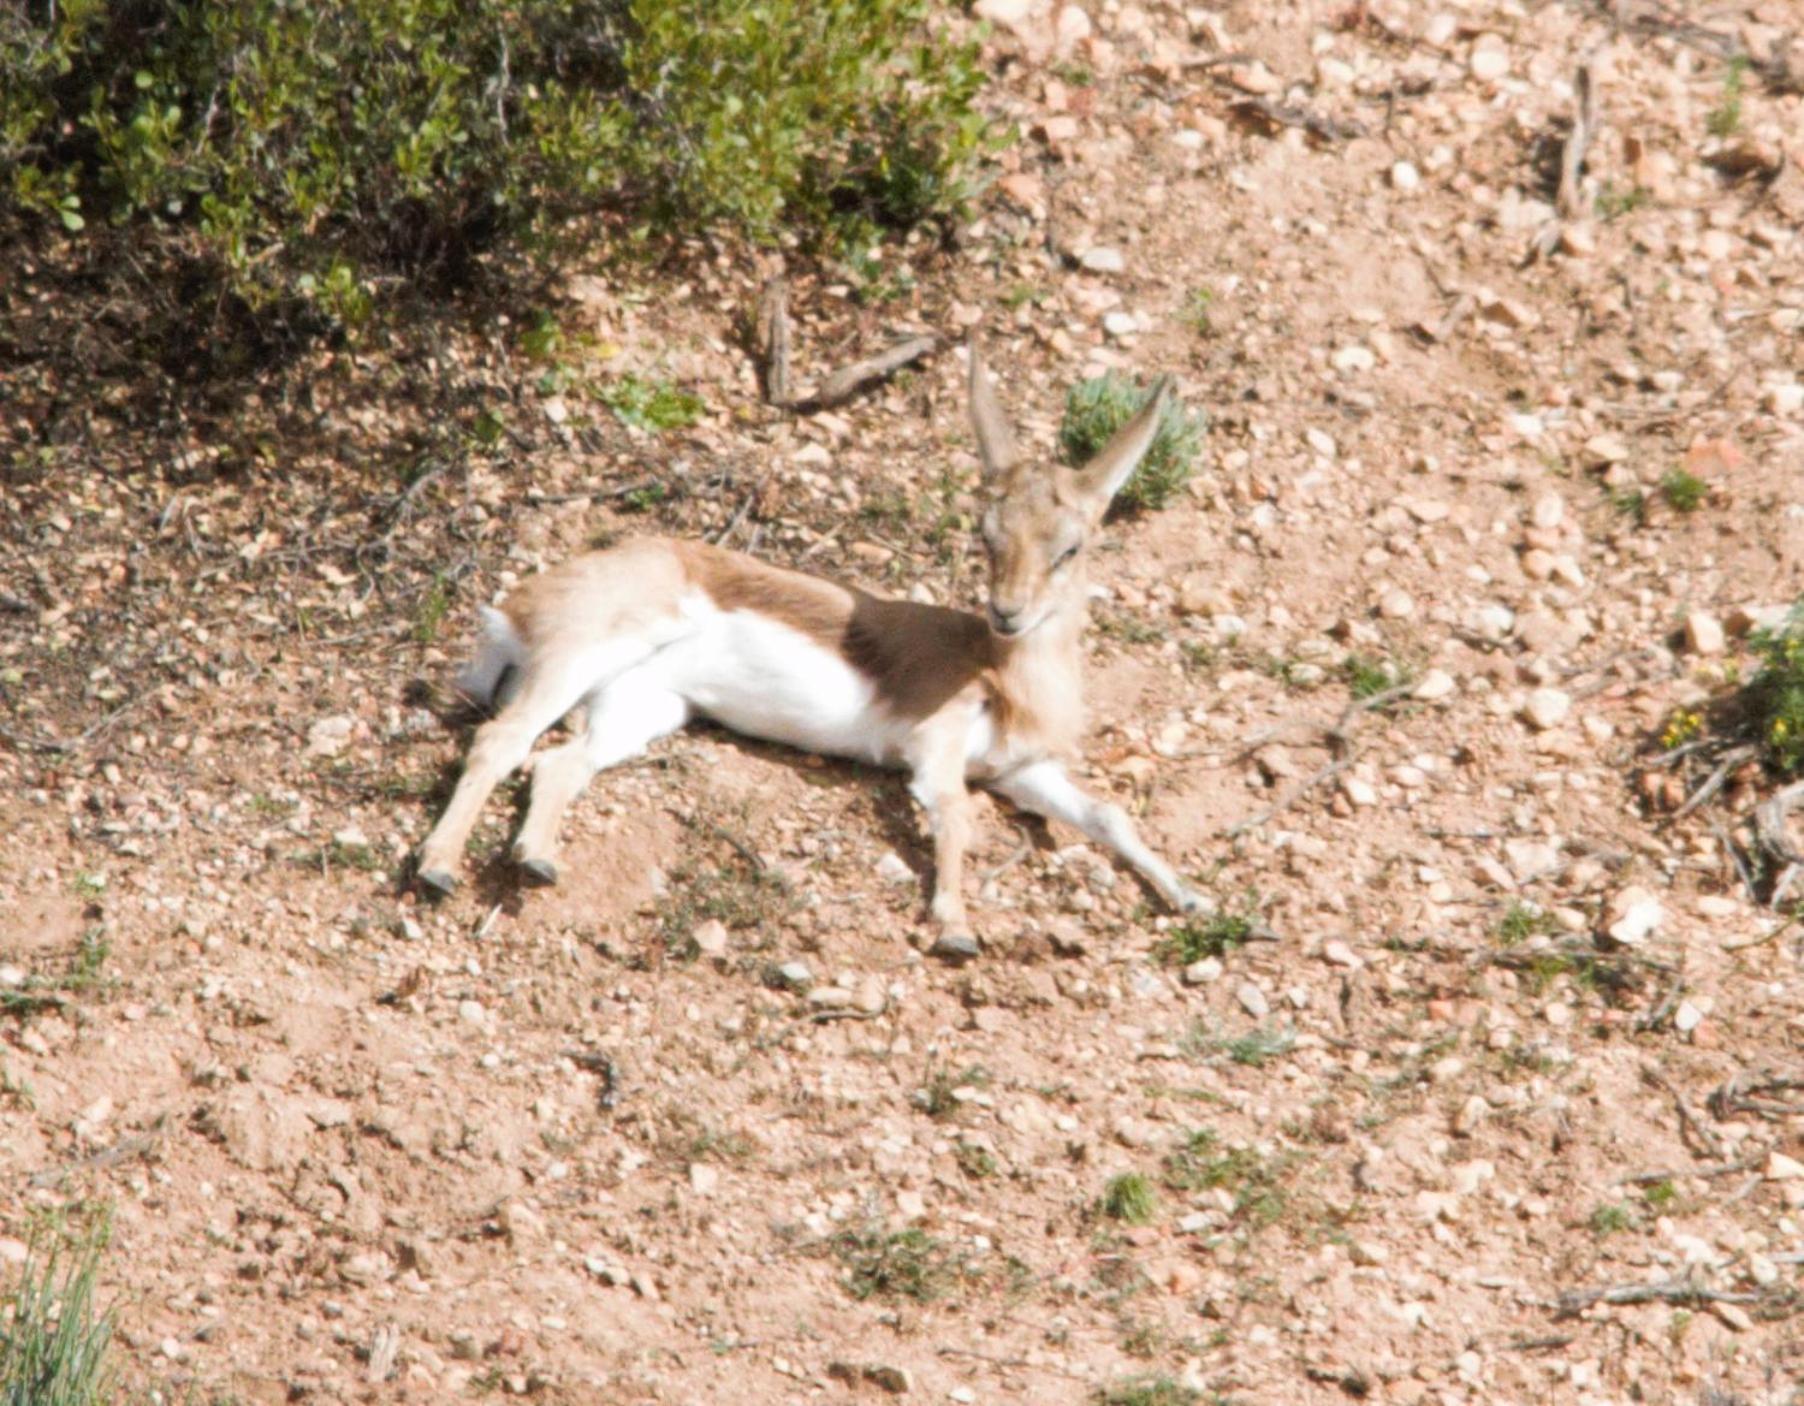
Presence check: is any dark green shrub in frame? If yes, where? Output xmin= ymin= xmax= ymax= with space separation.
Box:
xmin=1744 ymin=602 xmax=1804 ymax=774
xmin=1 ymin=0 xmax=987 ymax=333
xmin=1059 ymin=374 xmax=1206 ymax=513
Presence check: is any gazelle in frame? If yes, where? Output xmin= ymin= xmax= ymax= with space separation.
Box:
xmin=413 ymin=343 xmax=1203 ymax=958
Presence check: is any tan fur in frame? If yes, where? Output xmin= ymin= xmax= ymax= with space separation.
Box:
xmin=414 ymin=341 xmax=1198 ymax=953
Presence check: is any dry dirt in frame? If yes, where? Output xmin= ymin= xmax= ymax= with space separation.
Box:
xmin=5 ymin=1 xmax=1804 ymax=1403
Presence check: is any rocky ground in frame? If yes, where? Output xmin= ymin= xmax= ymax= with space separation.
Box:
xmin=4 ymin=1 xmax=1804 ymax=1403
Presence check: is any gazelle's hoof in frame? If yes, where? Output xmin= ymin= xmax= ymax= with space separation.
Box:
xmin=416 ymin=868 xmax=458 ymax=899
xmin=929 ymin=931 xmax=981 ymax=963
xmin=518 ymin=857 xmax=559 ymax=888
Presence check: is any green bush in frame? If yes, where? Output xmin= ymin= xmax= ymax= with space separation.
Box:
xmin=1744 ymin=602 xmax=1804 ymax=774
xmin=1 ymin=0 xmax=987 ymax=331
xmin=1059 ymin=373 xmax=1206 ymax=513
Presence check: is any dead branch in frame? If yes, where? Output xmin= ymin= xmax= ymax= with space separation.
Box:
xmin=1644 ymin=1064 xmax=1727 ymax=1162
xmin=1557 ymin=65 xmax=1597 ymax=219
xmin=29 ymin=1115 xmax=169 ymax=1188
xmin=794 ymin=334 xmax=939 ymax=412
xmin=756 ymin=275 xmax=792 ymax=406
xmin=1753 ymin=780 xmax=1804 ymax=867
xmin=1227 ymin=96 xmax=1366 ymax=143
xmin=1675 ymin=743 xmax=1764 ymax=818
xmin=1554 ymin=1276 xmax=1766 ymax=1318
xmin=1710 ymin=1068 xmax=1804 ymax=1120
xmin=1617 ymin=1156 xmax=1762 ymax=1186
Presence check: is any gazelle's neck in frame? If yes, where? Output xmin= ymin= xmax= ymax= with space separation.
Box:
xmin=986 ymin=585 xmax=1087 ymax=757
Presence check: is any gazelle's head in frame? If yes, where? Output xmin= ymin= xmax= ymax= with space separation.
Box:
xmin=967 ymin=341 xmax=1169 ymax=641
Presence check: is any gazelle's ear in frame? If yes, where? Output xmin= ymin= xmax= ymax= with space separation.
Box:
xmin=1072 ymin=377 xmax=1170 ymax=514
xmin=967 ymin=337 xmax=1020 ymax=483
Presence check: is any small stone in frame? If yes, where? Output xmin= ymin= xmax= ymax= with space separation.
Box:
xmin=1581 ymin=434 xmax=1629 ymax=467
xmin=1468 ymin=33 xmax=1510 ymax=81
xmin=1413 ymin=669 xmax=1455 ymax=701
xmin=1079 ymin=246 xmax=1125 ymax=274
xmin=0 ymin=1238 xmax=26 ymax=1266
xmin=1604 ymin=886 xmax=1663 ymax=946
xmin=1695 ymin=895 xmax=1737 ymax=919
xmin=1685 ymin=611 xmax=1726 ymax=656
xmin=1379 ymin=588 xmax=1416 ymax=618
xmin=692 ymin=919 xmax=729 ymax=957
xmin=1333 ymin=344 xmax=1376 ymax=374
xmin=1766 ymin=1151 xmax=1804 ymax=1180
xmin=1228 ymin=60 xmax=1283 ymax=95
xmin=689 ymin=1163 xmax=719 ymax=1196
xmin=1235 ymin=981 xmax=1270 ymax=1019
xmin=1503 ymin=839 xmax=1559 ymax=883
xmin=1182 ymin=957 xmax=1223 ymax=986
xmin=1530 ymin=493 xmax=1566 ymax=530
xmin=1522 ymin=689 xmax=1571 ymax=731
xmin=1342 ymin=775 xmax=1378 ymax=808
xmin=307 ymin=715 xmax=355 ymax=758
xmin=876 ymin=852 xmax=915 ymax=885
xmin=1763 ymin=382 xmax=1803 ymax=417
xmin=457 ymin=999 xmax=486 ymax=1026
xmin=1714 ymin=1303 xmax=1754 ymax=1333
xmin=807 ymin=986 xmax=855 ymax=1009
xmin=1305 ymin=427 xmax=1337 ymax=458
xmin=1390 ymin=161 xmax=1420 ymax=192
xmin=774 ymin=961 xmax=814 ymax=991
xmin=1102 ymin=310 xmax=1138 ymax=339
xmin=1453 ymin=1095 xmax=1489 ymax=1136
xmin=1322 ymin=939 xmax=1362 ymax=968
xmin=1674 ymin=1000 xmax=1704 ymax=1033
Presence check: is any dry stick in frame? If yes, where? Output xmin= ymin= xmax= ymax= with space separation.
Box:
xmin=1709 ymin=817 xmax=1763 ymax=905
xmin=1224 ymin=680 xmax=1416 ymax=837
xmin=1673 ymin=743 xmax=1763 ymax=819
xmin=1557 ymin=65 xmax=1597 ymax=219
xmin=756 ymin=275 xmax=792 ymax=407
xmin=1555 ymin=1278 xmax=1766 ymax=1318
xmin=1753 ymin=780 xmax=1804 ymax=867
xmin=1617 ymin=1156 xmax=1762 ymax=1186
xmin=794 ymin=334 xmax=939 ymax=412
xmin=29 ymin=1116 xmax=169 ymax=1189
xmin=1226 ymin=95 xmax=1366 ymax=142
xmin=1711 ymin=1068 xmax=1804 ymax=1120
xmin=1642 ymin=1063 xmax=1727 ymax=1162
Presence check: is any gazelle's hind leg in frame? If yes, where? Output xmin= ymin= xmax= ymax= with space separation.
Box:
xmin=415 ymin=640 xmax=655 ymax=894
xmin=511 ymin=676 xmax=689 ymax=885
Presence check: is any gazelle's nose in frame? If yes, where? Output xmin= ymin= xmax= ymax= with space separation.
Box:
xmin=988 ymin=602 xmax=1025 ymax=636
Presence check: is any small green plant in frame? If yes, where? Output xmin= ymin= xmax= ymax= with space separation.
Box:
xmin=1589 ymin=1202 xmax=1636 ymax=1235
xmin=1342 ymin=654 xmax=1414 ymax=701
xmin=1609 ymin=487 xmax=1648 ymax=524
xmin=599 ymin=376 xmax=705 ymax=434
xmin=1643 ymin=1179 xmax=1679 ymax=1210
xmin=1495 ymin=901 xmax=1558 ymax=946
xmin=0 ymin=1218 xmax=116 ymax=1406
xmin=1 ymin=932 xmax=111 ymax=1019
xmin=917 ymin=1064 xmax=990 ymax=1120
xmin=1707 ymin=56 xmax=1748 ymax=137
xmin=1660 ymin=468 xmax=1708 ymax=513
xmin=1596 ymin=182 xmax=1650 ymax=220
xmin=1182 ymin=286 xmax=1216 ymax=337
xmin=1101 ymin=1172 xmax=1158 ymax=1225
xmin=1059 ymin=374 xmax=1206 ymax=514
xmin=70 ymin=872 xmax=106 ymax=901
xmin=1740 ymin=602 xmax=1804 ymax=774
xmin=1157 ymin=901 xmax=1257 ymax=966
xmin=834 ymin=1228 xmax=959 ymax=1303
xmin=1163 ymin=1131 xmax=1291 ymax=1228
xmin=955 ymin=1143 xmax=999 ymax=1179
xmin=414 ymin=575 xmax=453 ymax=644
xmin=1096 ymin=610 xmax=1165 ymax=647
xmin=1223 ymin=1026 xmax=1296 ymax=1068
xmin=1095 ymin=1375 xmax=1202 ymax=1406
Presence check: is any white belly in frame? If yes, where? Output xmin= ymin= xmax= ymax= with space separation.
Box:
xmin=650 ymin=603 xmax=913 ymax=764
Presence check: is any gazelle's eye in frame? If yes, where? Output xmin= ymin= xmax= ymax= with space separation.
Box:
xmin=1054 ymin=543 xmax=1080 ymax=569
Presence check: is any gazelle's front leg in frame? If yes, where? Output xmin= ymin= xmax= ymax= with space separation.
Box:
xmin=993 ymin=760 xmax=1203 ymax=915
xmin=907 ymin=727 xmax=980 ymax=961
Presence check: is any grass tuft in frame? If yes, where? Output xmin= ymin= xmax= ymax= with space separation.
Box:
xmin=0 ymin=1220 xmax=115 ymax=1406
xmin=1659 ymin=468 xmax=1708 ymax=513
xmin=1101 ymin=1172 xmax=1159 ymax=1225
xmin=1095 ymin=1376 xmax=1203 ymax=1406
xmin=834 ymin=1228 xmax=960 ymax=1303
xmin=599 ymin=375 xmax=704 ymax=434
xmin=1059 ymin=374 xmax=1206 ymax=514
